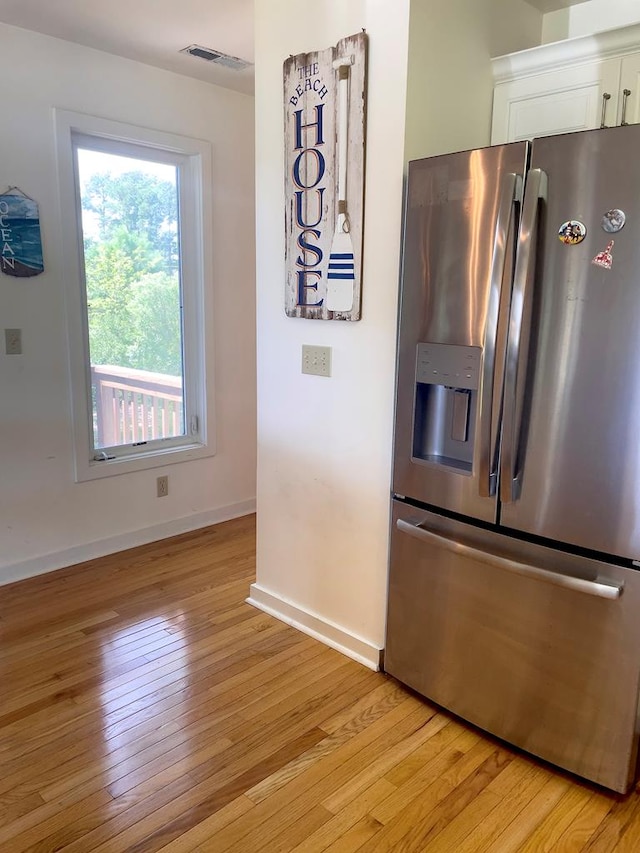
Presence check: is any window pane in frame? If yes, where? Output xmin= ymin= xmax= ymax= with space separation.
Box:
xmin=76 ymin=149 xmax=185 ymax=450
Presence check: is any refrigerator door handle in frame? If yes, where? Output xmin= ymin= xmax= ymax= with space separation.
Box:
xmin=479 ymin=172 xmax=522 ymax=498
xmin=396 ymin=519 xmax=623 ymax=600
xmin=501 ymin=168 xmax=547 ymax=504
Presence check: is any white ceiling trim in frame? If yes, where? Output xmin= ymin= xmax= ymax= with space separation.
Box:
xmin=526 ymin=0 xmax=590 ymax=12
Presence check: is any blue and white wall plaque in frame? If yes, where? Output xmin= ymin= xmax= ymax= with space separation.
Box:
xmin=0 ymin=189 xmax=44 ymax=278
xmin=284 ymin=32 xmax=367 ymax=321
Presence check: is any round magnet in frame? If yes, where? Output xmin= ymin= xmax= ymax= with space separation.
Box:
xmin=601 ymin=209 xmax=626 ymax=233
xmin=558 ymin=220 xmax=587 ymax=245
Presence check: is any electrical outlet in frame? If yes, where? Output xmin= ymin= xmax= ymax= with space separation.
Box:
xmin=5 ymin=328 xmax=22 ymax=355
xmin=302 ymin=344 xmax=331 ymax=377
xmin=157 ymin=475 xmax=169 ymax=497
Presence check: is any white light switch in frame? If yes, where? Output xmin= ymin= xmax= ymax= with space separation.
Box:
xmin=302 ymin=344 xmax=331 ymax=377
xmin=5 ymin=328 xmax=22 ymax=355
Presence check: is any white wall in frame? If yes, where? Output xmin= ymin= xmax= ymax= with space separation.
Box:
xmin=252 ymin=0 xmax=543 ymax=668
xmin=252 ymin=0 xmax=411 ymax=666
xmin=0 ymin=24 xmax=256 ymax=584
xmin=405 ymin=0 xmax=542 ymax=162
xmin=543 ymin=0 xmax=640 ymax=43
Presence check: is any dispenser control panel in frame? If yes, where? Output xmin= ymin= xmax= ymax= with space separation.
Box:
xmin=415 ymin=343 xmax=482 ymax=390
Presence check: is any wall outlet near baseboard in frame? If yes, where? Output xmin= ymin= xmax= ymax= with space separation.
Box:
xmin=157 ymin=475 xmax=169 ymax=497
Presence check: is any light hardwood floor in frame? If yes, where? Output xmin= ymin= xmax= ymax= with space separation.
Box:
xmin=1 ymin=514 xmax=638 ymax=852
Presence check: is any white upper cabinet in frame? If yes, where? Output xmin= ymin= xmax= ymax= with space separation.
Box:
xmin=619 ymin=52 xmax=640 ymax=126
xmin=492 ymin=60 xmax=621 ymax=142
xmin=491 ymin=24 xmax=640 ymax=144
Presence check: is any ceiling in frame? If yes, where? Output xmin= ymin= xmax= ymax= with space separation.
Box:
xmin=0 ymin=0 xmax=255 ymax=95
xmin=0 ymin=0 xmax=590 ymax=94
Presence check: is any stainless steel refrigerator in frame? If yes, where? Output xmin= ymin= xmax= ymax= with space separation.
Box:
xmin=385 ymin=125 xmax=640 ymax=793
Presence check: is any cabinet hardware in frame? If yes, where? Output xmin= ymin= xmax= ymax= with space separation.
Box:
xmin=621 ymin=88 xmax=632 ymax=126
xmin=600 ymin=92 xmax=612 ymax=128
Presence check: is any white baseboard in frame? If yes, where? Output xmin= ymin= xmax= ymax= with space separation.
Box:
xmin=247 ymin=582 xmax=383 ymax=671
xmin=0 ymin=499 xmax=256 ymax=587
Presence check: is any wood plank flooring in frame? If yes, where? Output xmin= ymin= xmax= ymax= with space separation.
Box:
xmin=1 ymin=513 xmax=638 ymax=852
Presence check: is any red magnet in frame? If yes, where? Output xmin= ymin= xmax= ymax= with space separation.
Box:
xmin=592 ymin=240 xmax=614 ymax=270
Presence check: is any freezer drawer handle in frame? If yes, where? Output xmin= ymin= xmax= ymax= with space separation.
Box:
xmin=397 ymin=519 xmax=623 ymax=600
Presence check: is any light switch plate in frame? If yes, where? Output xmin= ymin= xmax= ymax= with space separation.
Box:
xmin=302 ymin=344 xmax=331 ymax=377
xmin=5 ymin=328 xmax=22 ymax=355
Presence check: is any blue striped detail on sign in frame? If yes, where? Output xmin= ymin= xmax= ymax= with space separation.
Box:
xmin=328 ymin=264 xmax=354 ymax=279
xmin=328 ymin=250 xmax=354 ymax=279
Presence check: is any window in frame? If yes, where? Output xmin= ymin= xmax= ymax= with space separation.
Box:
xmin=55 ymin=111 xmax=214 ymax=480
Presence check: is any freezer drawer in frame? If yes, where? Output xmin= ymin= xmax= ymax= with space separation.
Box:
xmin=385 ymin=501 xmax=640 ymax=792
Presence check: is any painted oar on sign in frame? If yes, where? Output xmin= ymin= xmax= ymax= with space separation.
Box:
xmin=326 ymin=53 xmax=355 ymax=313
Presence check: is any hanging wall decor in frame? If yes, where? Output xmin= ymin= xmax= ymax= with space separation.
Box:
xmin=283 ymin=32 xmax=368 ymax=320
xmin=0 ymin=187 xmax=44 ymax=277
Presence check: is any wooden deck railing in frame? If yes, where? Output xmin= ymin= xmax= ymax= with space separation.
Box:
xmin=92 ymin=365 xmax=184 ymax=448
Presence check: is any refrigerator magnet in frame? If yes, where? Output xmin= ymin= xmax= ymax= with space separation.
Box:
xmin=592 ymin=240 xmax=615 ymax=270
xmin=601 ymin=209 xmax=626 ymax=233
xmin=558 ymin=220 xmax=586 ymax=245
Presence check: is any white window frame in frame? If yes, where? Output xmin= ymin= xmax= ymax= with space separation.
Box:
xmin=54 ymin=110 xmax=215 ymax=481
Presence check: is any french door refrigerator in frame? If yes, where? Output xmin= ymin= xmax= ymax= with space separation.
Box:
xmin=385 ymin=125 xmax=640 ymax=793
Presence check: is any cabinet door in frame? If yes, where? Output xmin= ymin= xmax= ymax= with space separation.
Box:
xmin=492 ymin=59 xmax=621 ymax=144
xmin=619 ymin=52 xmax=640 ymax=126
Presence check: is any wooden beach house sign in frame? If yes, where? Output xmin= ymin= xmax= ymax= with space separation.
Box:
xmin=0 ymin=188 xmax=44 ymax=278
xmin=284 ymin=32 xmax=367 ymax=320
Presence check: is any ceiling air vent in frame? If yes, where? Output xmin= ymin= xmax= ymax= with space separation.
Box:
xmin=180 ymin=45 xmax=252 ymax=71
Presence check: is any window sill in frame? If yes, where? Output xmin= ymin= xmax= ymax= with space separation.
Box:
xmin=75 ymin=440 xmax=215 ymax=483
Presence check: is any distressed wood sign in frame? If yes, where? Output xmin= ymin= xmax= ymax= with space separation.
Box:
xmin=284 ymin=32 xmax=367 ymax=320
xmin=0 ymin=188 xmax=44 ymax=277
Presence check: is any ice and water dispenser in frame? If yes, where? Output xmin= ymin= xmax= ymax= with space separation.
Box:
xmin=412 ymin=343 xmax=482 ymax=474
